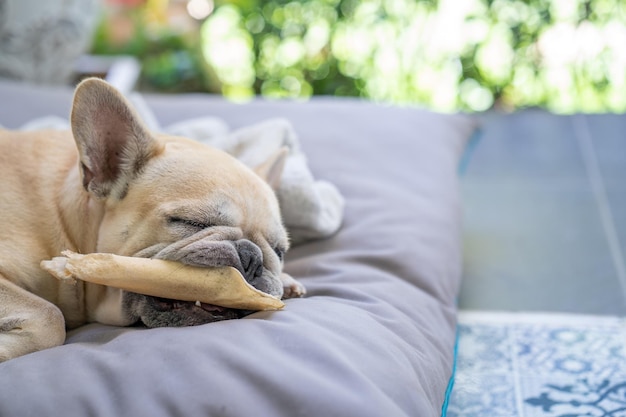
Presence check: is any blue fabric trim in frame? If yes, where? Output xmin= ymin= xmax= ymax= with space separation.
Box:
xmin=458 ymin=127 xmax=483 ymax=175
xmin=440 ymin=323 xmax=460 ymax=417
xmin=444 ymin=118 xmax=480 ymax=415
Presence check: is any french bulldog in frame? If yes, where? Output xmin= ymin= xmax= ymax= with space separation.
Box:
xmin=0 ymin=78 xmax=304 ymax=362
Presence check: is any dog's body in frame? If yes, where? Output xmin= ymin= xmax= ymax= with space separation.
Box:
xmin=0 ymin=79 xmax=302 ymax=362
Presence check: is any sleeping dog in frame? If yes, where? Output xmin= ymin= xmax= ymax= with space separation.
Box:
xmin=0 ymin=78 xmax=304 ymax=362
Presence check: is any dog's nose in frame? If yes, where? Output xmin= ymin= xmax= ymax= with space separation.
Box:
xmin=234 ymin=239 xmax=263 ymax=282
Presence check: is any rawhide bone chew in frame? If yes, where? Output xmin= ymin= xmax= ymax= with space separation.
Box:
xmin=40 ymin=251 xmax=284 ymax=311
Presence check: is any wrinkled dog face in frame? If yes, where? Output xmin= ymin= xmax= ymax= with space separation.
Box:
xmin=70 ymin=79 xmax=289 ymax=328
xmin=99 ymin=137 xmax=289 ymax=327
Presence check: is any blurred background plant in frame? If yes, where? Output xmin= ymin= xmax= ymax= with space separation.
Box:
xmin=92 ymin=0 xmax=626 ymax=113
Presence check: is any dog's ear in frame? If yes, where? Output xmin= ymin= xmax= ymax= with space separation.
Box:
xmin=254 ymin=147 xmax=288 ymax=191
xmin=70 ymin=78 xmax=161 ymax=199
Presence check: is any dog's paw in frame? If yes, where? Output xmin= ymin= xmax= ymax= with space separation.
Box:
xmin=280 ymin=273 xmax=306 ymax=299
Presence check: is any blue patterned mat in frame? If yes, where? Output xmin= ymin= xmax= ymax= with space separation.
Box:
xmin=447 ymin=312 xmax=626 ymax=417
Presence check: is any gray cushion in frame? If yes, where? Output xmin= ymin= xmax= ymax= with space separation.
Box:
xmin=0 ymin=79 xmax=475 ymax=417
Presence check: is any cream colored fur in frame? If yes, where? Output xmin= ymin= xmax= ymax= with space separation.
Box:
xmin=0 ymin=78 xmax=302 ymax=362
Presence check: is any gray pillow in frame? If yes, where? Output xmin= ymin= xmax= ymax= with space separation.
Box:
xmin=0 ymin=82 xmax=475 ymax=417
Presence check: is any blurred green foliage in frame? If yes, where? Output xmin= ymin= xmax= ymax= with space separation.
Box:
xmin=91 ymin=6 xmax=213 ymax=92
xmin=92 ymin=0 xmax=626 ymax=113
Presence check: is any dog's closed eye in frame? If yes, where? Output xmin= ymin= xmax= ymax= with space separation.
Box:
xmin=273 ymin=247 xmax=285 ymax=261
xmin=168 ymin=216 xmax=212 ymax=230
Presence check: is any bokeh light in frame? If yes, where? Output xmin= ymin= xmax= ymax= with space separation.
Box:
xmin=93 ymin=0 xmax=626 ymax=113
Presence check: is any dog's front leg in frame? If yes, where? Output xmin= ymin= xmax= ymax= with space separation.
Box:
xmin=280 ymin=273 xmax=306 ymax=299
xmin=0 ymin=278 xmax=66 ymax=362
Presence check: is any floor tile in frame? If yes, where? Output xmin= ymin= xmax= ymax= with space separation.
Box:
xmin=447 ymin=373 xmax=518 ymax=417
xmin=580 ymin=114 xmax=626 ymax=306
xmin=450 ymin=312 xmax=626 ymax=417
xmin=460 ymin=111 xmax=626 ymax=314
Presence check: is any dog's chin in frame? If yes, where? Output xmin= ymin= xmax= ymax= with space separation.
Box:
xmin=123 ymin=292 xmax=249 ymax=328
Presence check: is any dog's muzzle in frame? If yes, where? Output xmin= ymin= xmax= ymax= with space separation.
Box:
xmin=125 ymin=234 xmax=282 ymax=328
xmin=150 ymin=238 xmax=275 ymax=291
